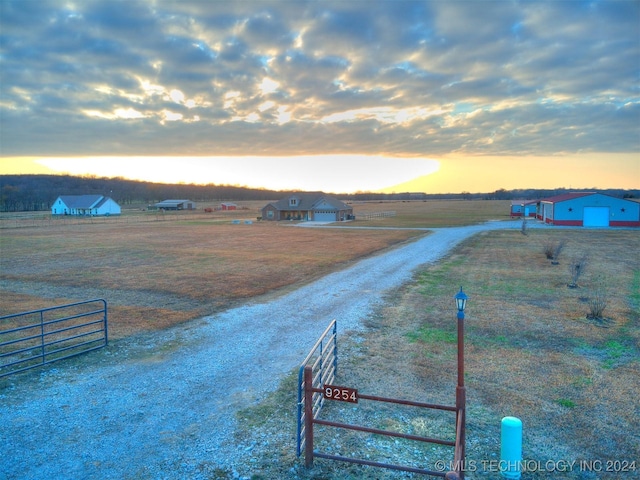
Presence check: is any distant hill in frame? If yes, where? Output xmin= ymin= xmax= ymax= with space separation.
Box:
xmin=0 ymin=174 xmax=638 ymax=212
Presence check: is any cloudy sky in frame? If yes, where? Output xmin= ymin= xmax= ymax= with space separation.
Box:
xmin=1 ymin=0 xmax=638 ymax=193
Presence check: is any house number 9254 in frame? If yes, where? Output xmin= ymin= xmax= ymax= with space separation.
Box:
xmin=323 ymin=384 xmax=358 ymax=403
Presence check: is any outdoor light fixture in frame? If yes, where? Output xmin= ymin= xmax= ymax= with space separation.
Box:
xmin=454 ymin=286 xmax=468 ymax=318
xmin=454 ymin=286 xmax=469 ymax=479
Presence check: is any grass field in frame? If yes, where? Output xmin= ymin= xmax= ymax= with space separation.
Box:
xmin=0 ymin=221 xmax=423 ymax=339
xmin=234 ymin=227 xmax=639 ymax=479
xmin=0 ymin=200 xmax=510 ymax=339
xmin=2 ymin=200 xmax=638 ymax=478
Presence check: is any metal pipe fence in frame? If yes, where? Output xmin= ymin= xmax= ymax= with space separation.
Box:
xmin=356 ymin=211 xmax=396 ymax=220
xmin=303 ymin=365 xmax=465 ymax=478
xmin=0 ymin=299 xmax=108 ymax=378
xmin=296 ymin=319 xmax=337 ymax=457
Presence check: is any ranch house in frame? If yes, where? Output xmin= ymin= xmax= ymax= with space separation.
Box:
xmin=536 ymin=192 xmax=640 ymax=227
xmin=261 ymin=193 xmax=353 ymax=222
xmin=51 ymin=195 xmax=121 ymax=216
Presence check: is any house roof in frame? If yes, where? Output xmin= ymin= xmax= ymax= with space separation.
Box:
xmin=540 ymin=192 xmax=595 ymax=204
xmin=266 ymin=193 xmax=351 ymax=211
xmin=58 ymin=195 xmax=108 ymax=209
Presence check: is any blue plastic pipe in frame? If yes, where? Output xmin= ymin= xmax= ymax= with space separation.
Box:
xmin=500 ymin=416 xmax=522 ymax=479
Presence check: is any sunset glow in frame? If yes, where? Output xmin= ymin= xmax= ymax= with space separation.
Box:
xmin=1 ymin=1 xmax=638 ymax=193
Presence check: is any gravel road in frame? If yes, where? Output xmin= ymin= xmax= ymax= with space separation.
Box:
xmin=1 ymin=221 xmax=529 ymax=480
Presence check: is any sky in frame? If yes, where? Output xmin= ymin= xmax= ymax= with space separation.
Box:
xmin=1 ymin=0 xmax=638 ymax=194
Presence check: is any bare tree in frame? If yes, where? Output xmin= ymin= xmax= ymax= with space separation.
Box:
xmin=520 ymin=218 xmax=528 ymax=236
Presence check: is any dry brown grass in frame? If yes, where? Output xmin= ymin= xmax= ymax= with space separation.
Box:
xmin=232 ymin=228 xmax=638 ymax=479
xmin=348 ymin=199 xmax=512 ymax=227
xmin=336 ymin=228 xmax=639 ymax=478
xmin=0 ymin=220 xmax=423 ymax=339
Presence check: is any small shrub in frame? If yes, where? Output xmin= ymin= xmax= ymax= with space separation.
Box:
xmin=542 ymin=239 xmax=566 ymax=263
xmin=568 ymin=254 xmax=588 ymax=288
xmin=551 ymin=239 xmax=567 ymax=264
xmin=587 ymin=277 xmax=609 ymax=322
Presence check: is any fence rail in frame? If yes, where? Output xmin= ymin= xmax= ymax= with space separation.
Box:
xmin=0 ymin=299 xmax=108 ymax=378
xmin=356 ymin=211 xmax=396 ymax=221
xmin=297 ymin=319 xmax=338 ymax=457
xmin=303 ymin=365 xmax=464 ymax=477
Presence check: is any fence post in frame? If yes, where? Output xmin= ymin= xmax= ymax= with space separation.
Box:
xmin=456 ymin=387 xmax=466 ymax=479
xmin=40 ymin=310 xmax=46 ymax=365
xmin=332 ymin=321 xmax=338 ymax=377
xmin=304 ymin=365 xmax=314 ymax=468
xmin=102 ymin=299 xmax=109 ymax=345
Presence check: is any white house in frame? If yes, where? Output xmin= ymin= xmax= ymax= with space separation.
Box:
xmin=51 ymin=195 xmax=121 ymax=216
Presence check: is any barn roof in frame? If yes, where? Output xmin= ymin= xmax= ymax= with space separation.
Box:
xmin=155 ymin=199 xmax=192 ymax=207
xmin=540 ymin=192 xmax=595 ymax=204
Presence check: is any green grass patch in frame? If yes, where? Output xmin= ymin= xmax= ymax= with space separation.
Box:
xmin=406 ymin=324 xmax=457 ymax=344
xmin=556 ymin=398 xmax=577 ymax=408
xmin=601 ymin=339 xmax=633 ymax=369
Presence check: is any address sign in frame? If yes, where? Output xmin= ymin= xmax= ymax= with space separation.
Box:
xmin=323 ymin=384 xmax=358 ymax=403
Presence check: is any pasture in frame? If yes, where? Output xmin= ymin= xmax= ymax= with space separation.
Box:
xmin=0 ymin=200 xmax=510 ymax=339
xmin=1 ymin=199 xmax=638 ymax=479
xmin=0 ymin=222 xmax=419 ymax=339
xmin=236 ymin=227 xmax=639 ymax=479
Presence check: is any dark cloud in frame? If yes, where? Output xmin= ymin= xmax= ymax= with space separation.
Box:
xmin=0 ymin=0 xmax=638 ymax=157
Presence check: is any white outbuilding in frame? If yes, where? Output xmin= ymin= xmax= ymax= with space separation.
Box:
xmin=51 ymin=195 xmax=121 ymax=216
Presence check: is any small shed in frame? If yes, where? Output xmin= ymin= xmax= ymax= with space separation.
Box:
xmin=221 ymin=202 xmax=237 ymax=211
xmin=537 ymin=193 xmax=640 ymax=227
xmin=154 ymin=199 xmax=195 ymax=211
xmin=510 ymin=200 xmax=537 ymax=217
xmin=52 ymin=195 xmax=121 ymax=216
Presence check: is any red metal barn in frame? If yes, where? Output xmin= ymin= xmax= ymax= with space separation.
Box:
xmin=537 ymin=193 xmax=640 ymax=227
xmin=221 ymin=202 xmax=237 ymax=211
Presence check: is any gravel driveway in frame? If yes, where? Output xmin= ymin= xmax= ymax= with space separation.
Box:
xmin=1 ymin=221 xmax=528 ymax=480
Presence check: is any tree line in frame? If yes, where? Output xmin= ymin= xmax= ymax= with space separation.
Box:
xmin=0 ymin=174 xmax=637 ymax=212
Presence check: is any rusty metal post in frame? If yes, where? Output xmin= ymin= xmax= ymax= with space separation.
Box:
xmin=304 ymin=365 xmax=314 ymax=468
xmin=456 ymin=309 xmax=466 ymax=479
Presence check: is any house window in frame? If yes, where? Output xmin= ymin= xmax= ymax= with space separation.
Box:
xmin=267 ymin=210 xmax=274 ymax=218
xmin=289 ymin=198 xmax=298 ymax=206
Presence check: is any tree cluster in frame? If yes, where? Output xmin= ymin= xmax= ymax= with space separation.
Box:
xmin=1 ymin=174 xmax=638 ymax=212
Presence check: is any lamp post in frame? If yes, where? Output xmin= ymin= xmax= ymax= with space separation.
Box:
xmin=454 ymin=286 xmax=468 ymax=479
xmin=454 ymin=286 xmax=468 ymax=388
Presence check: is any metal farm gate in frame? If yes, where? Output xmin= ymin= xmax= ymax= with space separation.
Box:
xmin=0 ymin=299 xmax=108 ymax=378
xmin=297 ymin=319 xmax=465 ymax=479
xmin=297 ymin=319 xmax=338 ymax=456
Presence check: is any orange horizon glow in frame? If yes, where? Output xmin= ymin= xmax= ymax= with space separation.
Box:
xmin=1 ymin=153 xmax=638 ymax=194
